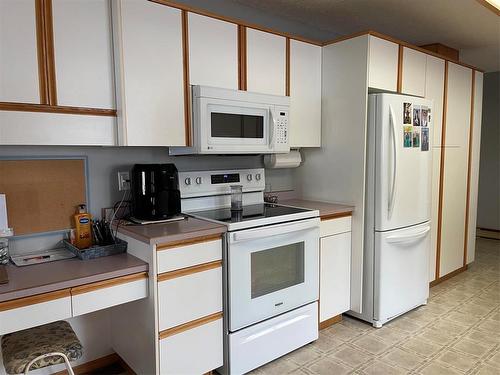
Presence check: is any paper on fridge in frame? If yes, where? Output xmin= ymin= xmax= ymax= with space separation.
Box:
xmin=0 ymin=194 xmax=13 ymax=236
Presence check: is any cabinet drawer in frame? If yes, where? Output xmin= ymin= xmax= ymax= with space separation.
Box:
xmin=320 ymin=216 xmax=352 ymax=237
xmin=0 ymin=290 xmax=72 ymax=335
xmin=158 ymin=263 xmax=222 ymax=331
xmin=71 ymin=273 xmax=148 ymax=317
xmin=156 ymin=237 xmax=222 ymax=274
xmin=159 ymin=315 xmax=223 ymax=375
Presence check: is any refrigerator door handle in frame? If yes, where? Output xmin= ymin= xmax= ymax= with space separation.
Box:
xmin=386 ymin=225 xmax=430 ymax=244
xmin=388 ymin=105 xmax=398 ymax=219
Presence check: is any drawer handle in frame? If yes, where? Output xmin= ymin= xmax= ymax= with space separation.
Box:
xmin=71 ymin=272 xmax=148 ymax=296
xmin=158 ymin=261 xmax=222 ymax=282
xmin=159 ymin=312 xmax=222 ymax=339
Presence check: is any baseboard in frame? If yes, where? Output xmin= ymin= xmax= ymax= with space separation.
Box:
xmin=430 ymin=265 xmax=468 ymax=287
xmin=319 ymin=314 xmax=342 ymax=330
xmin=52 ymin=352 xmax=135 ymax=375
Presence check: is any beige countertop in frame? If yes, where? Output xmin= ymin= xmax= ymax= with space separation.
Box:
xmin=117 ymin=216 xmax=227 ymax=246
xmin=280 ymin=199 xmax=354 ymax=220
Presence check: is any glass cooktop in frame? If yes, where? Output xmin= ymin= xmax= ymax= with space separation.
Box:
xmin=190 ymin=203 xmax=313 ymax=224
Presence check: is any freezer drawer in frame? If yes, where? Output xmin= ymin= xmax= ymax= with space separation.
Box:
xmin=374 ymin=222 xmax=430 ymax=323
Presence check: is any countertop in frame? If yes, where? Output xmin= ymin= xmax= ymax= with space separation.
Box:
xmin=0 ymin=253 xmax=148 ymax=303
xmin=279 ymin=199 xmax=354 ymax=220
xmin=117 ymin=216 xmax=227 ymax=246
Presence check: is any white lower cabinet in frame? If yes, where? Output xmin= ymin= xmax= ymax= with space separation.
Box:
xmin=159 ymin=317 xmax=223 ymax=375
xmin=319 ymin=217 xmax=352 ymax=325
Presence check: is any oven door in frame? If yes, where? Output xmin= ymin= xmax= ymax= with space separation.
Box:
xmin=198 ymin=97 xmax=272 ymax=153
xmin=228 ymin=218 xmax=320 ymax=332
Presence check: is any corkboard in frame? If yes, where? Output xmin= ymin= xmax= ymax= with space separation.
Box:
xmin=0 ymin=159 xmax=87 ymax=235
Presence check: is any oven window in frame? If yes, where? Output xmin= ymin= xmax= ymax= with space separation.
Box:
xmin=251 ymin=242 xmax=305 ymax=299
xmin=211 ymin=113 xmax=264 ymax=138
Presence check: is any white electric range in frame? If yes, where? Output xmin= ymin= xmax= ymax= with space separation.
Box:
xmin=179 ymin=168 xmax=320 ymax=375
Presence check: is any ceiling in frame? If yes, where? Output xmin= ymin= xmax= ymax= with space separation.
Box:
xmin=229 ymin=0 xmax=500 ymax=71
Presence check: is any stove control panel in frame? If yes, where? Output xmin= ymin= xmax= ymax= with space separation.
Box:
xmin=179 ymin=168 xmax=265 ymax=198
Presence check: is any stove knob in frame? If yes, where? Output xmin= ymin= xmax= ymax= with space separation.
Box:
xmin=195 ymin=177 xmax=202 ymax=185
xmin=247 ymin=174 xmax=253 ymax=181
xmin=255 ymin=173 xmax=261 ymax=181
xmin=184 ymin=177 xmax=192 ymax=186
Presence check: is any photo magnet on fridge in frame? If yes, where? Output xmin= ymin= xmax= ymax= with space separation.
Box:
xmin=412 ymin=128 xmax=420 ymax=148
xmin=404 ymin=126 xmax=412 ymax=148
xmin=413 ymin=105 xmax=421 ymax=126
xmin=421 ymin=127 xmax=429 ymax=151
xmin=403 ymin=102 xmax=412 ymax=124
xmin=421 ymin=107 xmax=429 ymax=127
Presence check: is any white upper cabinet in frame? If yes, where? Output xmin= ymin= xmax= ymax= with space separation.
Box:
xmin=368 ymin=36 xmax=399 ymax=92
xmin=401 ymin=47 xmax=427 ymax=97
xmin=112 ymin=0 xmax=186 ymax=146
xmin=188 ymin=13 xmax=238 ymax=90
xmin=0 ymin=0 xmax=40 ymax=103
xmin=289 ymin=40 xmax=321 ymax=148
xmin=52 ymin=0 xmax=115 ymax=109
xmin=246 ymin=29 xmax=285 ymax=96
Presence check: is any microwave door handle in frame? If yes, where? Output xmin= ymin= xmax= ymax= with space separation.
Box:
xmin=232 ymin=219 xmax=318 ymax=243
xmin=269 ymin=108 xmax=277 ymax=146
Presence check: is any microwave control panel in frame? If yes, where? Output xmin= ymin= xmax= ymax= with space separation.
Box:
xmin=275 ymin=109 xmax=289 ymax=145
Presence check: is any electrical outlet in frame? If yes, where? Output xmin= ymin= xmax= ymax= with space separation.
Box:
xmin=118 ymin=171 xmax=130 ymax=191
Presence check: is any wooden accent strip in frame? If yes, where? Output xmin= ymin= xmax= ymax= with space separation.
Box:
xmin=397 ymin=45 xmax=404 ymax=93
xmin=159 ymin=311 xmax=223 ymax=339
xmin=477 ymin=227 xmax=500 ymax=233
xmin=463 ymin=70 xmax=476 ymax=267
xmin=0 ymin=289 xmax=70 ymax=312
xmin=430 ymin=265 xmax=467 ymax=287
xmin=319 ymin=314 xmax=342 ymax=330
xmin=156 ymin=233 xmax=222 ymax=251
xmin=323 ymin=30 xmax=484 ymax=72
xmin=320 ymin=211 xmax=353 ymax=221
xmin=43 ymin=0 xmax=57 ymax=105
xmin=35 ymin=0 xmax=49 ymax=104
xmin=181 ymin=10 xmax=192 ymax=146
xmin=285 ymin=38 xmax=291 ymax=96
xmin=52 ymin=353 xmax=136 ymax=375
xmin=0 ymin=102 xmax=117 ymax=116
xmin=158 ymin=260 xmax=222 ymax=282
xmin=238 ymin=25 xmax=247 ymax=90
xmin=420 ymin=43 xmax=459 ymax=61
xmin=435 ymin=61 xmax=449 ymax=280
xmin=71 ymin=272 xmax=148 ymax=296
xmin=149 ymin=0 xmax=323 ymax=46
xmin=476 ymin=0 xmax=500 ymax=16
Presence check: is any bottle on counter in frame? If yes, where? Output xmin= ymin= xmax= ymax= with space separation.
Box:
xmin=73 ymin=204 xmax=92 ymax=249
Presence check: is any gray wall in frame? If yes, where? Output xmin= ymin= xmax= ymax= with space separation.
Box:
xmin=477 ymin=71 xmax=500 ymax=230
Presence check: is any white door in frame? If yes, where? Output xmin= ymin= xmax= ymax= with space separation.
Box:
xmin=374 ymin=221 xmax=430 ymax=322
xmin=373 ymin=94 xmax=432 ymax=231
xmin=228 ymin=219 xmax=320 ymax=331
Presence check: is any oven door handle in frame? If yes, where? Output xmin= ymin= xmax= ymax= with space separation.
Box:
xmin=231 ymin=219 xmax=319 ymax=243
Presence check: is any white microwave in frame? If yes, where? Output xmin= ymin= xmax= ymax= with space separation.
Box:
xmin=170 ymin=85 xmax=290 ymax=155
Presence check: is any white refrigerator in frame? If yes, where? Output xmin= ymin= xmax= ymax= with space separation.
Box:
xmin=351 ymin=93 xmax=433 ymax=328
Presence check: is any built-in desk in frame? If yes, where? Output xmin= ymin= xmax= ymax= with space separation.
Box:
xmin=0 ymin=254 xmax=148 ymax=335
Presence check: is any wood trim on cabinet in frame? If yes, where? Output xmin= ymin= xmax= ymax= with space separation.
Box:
xmin=149 ymin=0 xmax=323 ymax=46
xmin=52 ymin=353 xmax=136 ymax=375
xmin=319 ymin=314 xmax=342 ymax=330
xmin=181 ymin=10 xmax=192 ymax=146
xmin=320 ymin=211 xmax=353 ymax=221
xmin=70 ymin=272 xmax=148 ymax=296
xmin=476 ymin=0 xmax=500 ymax=16
xmin=430 ymin=265 xmax=468 ymax=287
xmin=0 ymin=289 xmax=70 ymax=312
xmin=238 ymin=25 xmax=247 ymax=90
xmin=285 ymin=37 xmax=290 ymax=96
xmin=43 ymin=0 xmax=57 ymax=105
xmin=397 ymin=45 xmax=404 ymax=93
xmin=159 ymin=311 xmax=223 ymax=339
xmin=323 ymin=30 xmax=484 ymax=72
xmin=157 ymin=260 xmax=222 ymax=282
xmin=463 ymin=70 xmax=476 ymax=267
xmin=0 ymin=102 xmax=117 ymax=116
xmin=156 ymin=234 xmax=222 ymax=251
xmin=35 ymin=0 xmax=49 ymax=104
xmin=435 ymin=61 xmax=449 ymax=281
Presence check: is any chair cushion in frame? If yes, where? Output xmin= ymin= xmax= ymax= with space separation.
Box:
xmin=1 ymin=321 xmax=83 ymax=374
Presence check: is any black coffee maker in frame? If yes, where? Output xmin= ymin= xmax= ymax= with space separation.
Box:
xmin=130 ymin=164 xmax=181 ymax=221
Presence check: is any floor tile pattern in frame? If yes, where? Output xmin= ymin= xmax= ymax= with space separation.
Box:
xmin=251 ymin=238 xmax=500 ymax=374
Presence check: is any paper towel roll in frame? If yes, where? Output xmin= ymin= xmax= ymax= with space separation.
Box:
xmin=264 ymin=150 xmax=302 ymax=169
